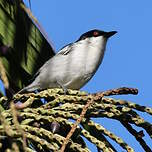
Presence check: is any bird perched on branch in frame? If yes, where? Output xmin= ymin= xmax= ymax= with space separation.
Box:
xmin=19 ymin=29 xmax=117 ymax=93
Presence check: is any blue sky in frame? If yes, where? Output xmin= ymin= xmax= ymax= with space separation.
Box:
xmin=2 ymin=0 xmax=152 ymax=151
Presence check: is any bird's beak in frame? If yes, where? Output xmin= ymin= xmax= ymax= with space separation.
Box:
xmin=105 ymin=31 xmax=117 ymax=38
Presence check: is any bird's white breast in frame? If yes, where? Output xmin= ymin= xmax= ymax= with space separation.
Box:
xmin=83 ymin=36 xmax=107 ymax=73
xmin=37 ymin=36 xmax=107 ymax=90
xmin=55 ymin=36 xmax=107 ymax=89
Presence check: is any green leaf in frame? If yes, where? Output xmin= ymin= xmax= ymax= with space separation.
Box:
xmin=0 ymin=0 xmax=55 ymax=95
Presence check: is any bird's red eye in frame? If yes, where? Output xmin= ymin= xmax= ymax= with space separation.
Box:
xmin=93 ymin=31 xmax=99 ymax=36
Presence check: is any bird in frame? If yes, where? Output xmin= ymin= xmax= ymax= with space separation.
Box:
xmin=19 ymin=29 xmax=117 ymax=93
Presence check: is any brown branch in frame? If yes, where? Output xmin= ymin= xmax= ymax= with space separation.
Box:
xmin=60 ymin=87 xmax=138 ymax=152
xmin=10 ymin=102 xmax=27 ymax=151
xmin=60 ymin=97 xmax=95 ymax=152
xmin=93 ymin=87 xmax=138 ymax=98
xmin=0 ymin=59 xmax=9 ymax=89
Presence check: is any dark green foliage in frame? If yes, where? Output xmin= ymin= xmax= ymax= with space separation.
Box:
xmin=0 ymin=0 xmax=55 ymax=96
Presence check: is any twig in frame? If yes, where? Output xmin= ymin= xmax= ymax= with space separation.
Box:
xmin=60 ymin=97 xmax=94 ymax=152
xmin=121 ymin=121 xmax=151 ymax=152
xmin=10 ymin=102 xmax=27 ymax=151
xmin=93 ymin=87 xmax=138 ymax=98
xmin=60 ymin=87 xmax=138 ymax=152
xmin=0 ymin=58 xmax=9 ymax=89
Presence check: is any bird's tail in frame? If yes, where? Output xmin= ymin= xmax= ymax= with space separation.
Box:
xmin=17 ymin=83 xmax=38 ymax=94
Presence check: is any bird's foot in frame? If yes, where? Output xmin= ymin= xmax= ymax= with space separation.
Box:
xmin=57 ymin=81 xmax=68 ymax=95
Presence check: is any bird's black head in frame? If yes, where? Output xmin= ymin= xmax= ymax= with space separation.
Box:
xmin=77 ymin=29 xmax=117 ymax=41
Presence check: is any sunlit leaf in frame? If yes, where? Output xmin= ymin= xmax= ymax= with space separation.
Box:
xmin=0 ymin=0 xmax=55 ymax=96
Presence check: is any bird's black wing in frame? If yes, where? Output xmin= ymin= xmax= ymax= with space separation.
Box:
xmin=28 ymin=43 xmax=74 ymax=83
xmin=57 ymin=43 xmax=74 ymax=55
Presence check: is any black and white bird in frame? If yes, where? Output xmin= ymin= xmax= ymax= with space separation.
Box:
xmin=19 ymin=29 xmax=117 ymax=93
